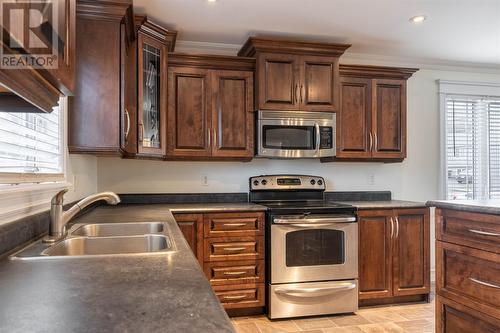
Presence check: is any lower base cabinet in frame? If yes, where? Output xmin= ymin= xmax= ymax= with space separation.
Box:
xmin=435 ymin=208 xmax=500 ymax=333
xmin=358 ymin=208 xmax=430 ymax=305
xmin=436 ymin=296 xmax=500 ymax=333
xmin=173 ymin=211 xmax=265 ymax=313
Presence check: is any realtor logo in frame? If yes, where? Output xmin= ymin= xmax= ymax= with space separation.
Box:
xmin=0 ymin=0 xmax=58 ymax=69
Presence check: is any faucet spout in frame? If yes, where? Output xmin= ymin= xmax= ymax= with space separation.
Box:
xmin=44 ymin=190 xmax=121 ymax=243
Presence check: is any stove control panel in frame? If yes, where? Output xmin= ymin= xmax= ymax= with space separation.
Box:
xmin=250 ymin=175 xmax=326 ymax=191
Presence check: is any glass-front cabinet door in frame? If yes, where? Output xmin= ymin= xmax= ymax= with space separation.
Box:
xmin=137 ymin=32 xmax=167 ymax=157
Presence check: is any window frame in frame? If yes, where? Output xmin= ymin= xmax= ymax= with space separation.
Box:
xmin=439 ymin=80 xmax=500 ymax=200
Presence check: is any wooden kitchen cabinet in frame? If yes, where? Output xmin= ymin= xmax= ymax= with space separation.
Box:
xmin=68 ymin=0 xmax=135 ymax=155
xmin=173 ymin=211 xmax=265 ymax=314
xmin=435 ymin=208 xmax=500 ymax=332
xmin=328 ymin=65 xmax=418 ymax=162
xmin=0 ymin=0 xmax=76 ymax=113
xmin=136 ymin=17 xmax=174 ymax=158
xmin=173 ymin=213 xmax=204 ymax=265
xmin=358 ymin=208 xmax=430 ymax=305
xmin=238 ymin=37 xmax=350 ymax=112
xmin=167 ymin=54 xmax=255 ymax=160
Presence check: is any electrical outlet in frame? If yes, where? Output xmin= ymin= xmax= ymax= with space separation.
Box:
xmin=367 ymin=173 xmax=375 ymax=186
xmin=70 ymin=175 xmax=76 ymax=192
xmin=201 ymin=175 xmax=209 ymax=186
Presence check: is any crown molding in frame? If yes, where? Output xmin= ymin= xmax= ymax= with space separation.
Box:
xmin=175 ymin=40 xmax=500 ymax=74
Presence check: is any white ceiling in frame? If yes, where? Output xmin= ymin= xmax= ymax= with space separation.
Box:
xmin=134 ymin=0 xmax=500 ymax=68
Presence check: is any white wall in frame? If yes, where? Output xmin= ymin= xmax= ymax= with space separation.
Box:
xmin=66 ymin=154 xmax=98 ymax=203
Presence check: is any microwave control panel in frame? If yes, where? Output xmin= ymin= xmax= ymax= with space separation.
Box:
xmin=319 ymin=127 xmax=333 ymax=149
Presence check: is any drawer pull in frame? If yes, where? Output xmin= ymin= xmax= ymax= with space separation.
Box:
xmin=223 ymin=271 xmax=247 ymax=276
xmin=468 ymin=229 xmax=500 ymax=237
xmin=222 ymin=294 xmax=247 ymax=300
xmin=469 ymin=277 xmax=500 ymax=289
xmin=222 ymin=247 xmax=246 ymax=252
xmin=222 ymin=223 xmax=247 ymax=227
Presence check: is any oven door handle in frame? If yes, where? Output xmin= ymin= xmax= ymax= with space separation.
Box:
xmin=274 ymin=217 xmax=356 ymax=224
xmin=315 ymin=122 xmax=321 ymax=157
xmin=275 ymin=283 xmax=356 ymax=298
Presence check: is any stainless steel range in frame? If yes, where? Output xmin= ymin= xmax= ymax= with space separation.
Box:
xmin=249 ymin=175 xmax=358 ymax=319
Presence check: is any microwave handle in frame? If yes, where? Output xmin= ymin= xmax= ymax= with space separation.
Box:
xmin=315 ymin=123 xmax=320 ymax=156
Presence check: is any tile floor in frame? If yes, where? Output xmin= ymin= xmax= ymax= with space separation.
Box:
xmin=231 ymin=294 xmax=435 ymax=333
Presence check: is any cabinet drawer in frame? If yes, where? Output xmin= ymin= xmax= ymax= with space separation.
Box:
xmin=204 ymin=213 xmax=264 ymax=237
xmin=436 ymin=296 xmax=500 ymax=333
xmin=204 ymin=236 xmax=264 ymax=262
xmin=437 ymin=209 xmax=500 ymax=253
xmin=437 ymin=241 xmax=500 ymax=319
xmin=204 ymin=260 xmax=264 ymax=285
xmin=213 ymin=283 xmax=265 ymax=309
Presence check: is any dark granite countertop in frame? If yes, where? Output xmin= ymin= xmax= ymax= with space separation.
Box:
xmin=426 ymin=199 xmax=500 ymax=215
xmin=333 ymin=200 xmax=427 ymax=210
xmin=0 ymin=205 xmax=236 ymax=333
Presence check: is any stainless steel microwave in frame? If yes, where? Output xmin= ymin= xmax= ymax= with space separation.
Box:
xmin=257 ymin=110 xmax=336 ymax=158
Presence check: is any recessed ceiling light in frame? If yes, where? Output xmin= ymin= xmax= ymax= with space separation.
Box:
xmin=409 ymin=15 xmax=427 ymax=24
xmin=207 ymin=0 xmax=217 ymax=3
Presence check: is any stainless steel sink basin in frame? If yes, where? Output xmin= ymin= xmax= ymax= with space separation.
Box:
xmin=42 ymin=234 xmax=172 ymax=256
xmin=70 ymin=222 xmax=165 ymax=237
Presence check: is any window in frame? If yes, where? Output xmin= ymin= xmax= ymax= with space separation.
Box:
xmin=0 ymin=98 xmax=65 ymax=184
xmin=444 ymin=95 xmax=500 ymax=200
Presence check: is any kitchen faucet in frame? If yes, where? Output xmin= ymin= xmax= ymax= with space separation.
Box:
xmin=44 ymin=189 xmax=121 ymax=243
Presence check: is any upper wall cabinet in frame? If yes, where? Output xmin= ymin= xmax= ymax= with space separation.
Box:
xmin=135 ymin=16 xmax=176 ymax=158
xmin=68 ymin=0 xmax=135 ymax=155
xmin=238 ymin=37 xmax=350 ymax=112
xmin=0 ymin=0 xmax=76 ymax=113
xmin=167 ymin=54 xmax=255 ymax=160
xmin=325 ymin=65 xmax=418 ymax=162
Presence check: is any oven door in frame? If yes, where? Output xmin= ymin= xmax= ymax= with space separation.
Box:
xmin=271 ymin=215 xmax=358 ymax=284
xmin=257 ymin=112 xmax=335 ymax=158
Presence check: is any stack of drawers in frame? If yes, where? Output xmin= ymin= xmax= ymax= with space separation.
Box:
xmin=435 ymin=209 xmax=500 ymax=332
xmin=202 ymin=212 xmax=265 ymax=310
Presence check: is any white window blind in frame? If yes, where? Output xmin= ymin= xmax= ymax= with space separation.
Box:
xmin=0 ymin=105 xmax=63 ymax=181
xmin=445 ymin=95 xmax=500 ymax=200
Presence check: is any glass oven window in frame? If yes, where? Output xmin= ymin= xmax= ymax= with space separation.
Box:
xmin=263 ymin=125 xmax=315 ymax=150
xmin=286 ymin=229 xmax=345 ymax=267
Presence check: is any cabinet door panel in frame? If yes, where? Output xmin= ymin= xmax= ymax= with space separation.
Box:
xmin=393 ymin=208 xmax=430 ymax=296
xmin=358 ymin=210 xmax=393 ymax=300
xmin=257 ymin=53 xmax=299 ymax=110
xmin=167 ymin=67 xmax=211 ymax=157
xmin=300 ymin=55 xmax=339 ymax=111
xmin=372 ymin=79 xmax=406 ymax=159
xmin=173 ymin=214 xmax=203 ymax=265
xmin=137 ymin=34 xmax=167 ymax=157
xmin=336 ymin=77 xmax=372 ymax=158
xmin=211 ymin=70 xmax=254 ymax=158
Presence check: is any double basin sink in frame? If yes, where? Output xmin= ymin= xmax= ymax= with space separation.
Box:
xmin=14 ymin=222 xmax=174 ymax=259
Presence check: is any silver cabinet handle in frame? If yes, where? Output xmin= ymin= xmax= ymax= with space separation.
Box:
xmin=469 ymin=277 xmax=500 ymax=289
xmin=374 ymin=132 xmax=378 ymax=151
xmin=275 ymin=283 xmax=356 ymax=298
xmin=369 ymin=132 xmax=373 ymax=151
xmin=124 ymin=109 xmax=131 ymax=141
xmin=221 ymin=247 xmax=246 ymax=252
xmin=469 ymin=229 xmax=500 ymax=237
xmin=222 ymin=294 xmax=247 ymax=300
xmin=295 ymin=83 xmax=299 ymax=104
xmin=207 ymin=130 xmax=211 ymax=148
xmin=300 ymin=84 xmax=304 ymax=103
xmin=222 ymin=223 xmax=247 ymax=227
xmin=223 ymin=271 xmax=247 ymax=276
xmin=395 ymin=217 xmax=400 ymax=238
xmin=315 ymin=122 xmax=320 ymax=157
xmin=390 ymin=217 xmax=394 ymax=239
